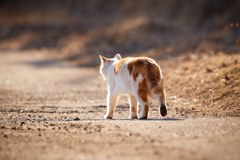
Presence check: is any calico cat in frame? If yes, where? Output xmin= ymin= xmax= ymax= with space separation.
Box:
xmin=99 ymin=54 xmax=167 ymax=119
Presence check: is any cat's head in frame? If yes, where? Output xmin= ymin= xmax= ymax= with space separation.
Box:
xmin=99 ymin=54 xmax=122 ymax=79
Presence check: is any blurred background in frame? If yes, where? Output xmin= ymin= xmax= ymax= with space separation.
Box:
xmin=0 ymin=0 xmax=239 ymax=66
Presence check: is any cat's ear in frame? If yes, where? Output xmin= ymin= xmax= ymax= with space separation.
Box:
xmin=114 ymin=54 xmax=122 ymax=60
xmin=99 ymin=55 xmax=107 ymax=63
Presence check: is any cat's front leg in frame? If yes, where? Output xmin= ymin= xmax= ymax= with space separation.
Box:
xmin=104 ymin=93 xmax=119 ymax=119
xmin=129 ymin=95 xmax=138 ymax=119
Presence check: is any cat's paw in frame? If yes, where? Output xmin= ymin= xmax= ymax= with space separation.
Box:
xmin=139 ymin=114 xmax=148 ymax=119
xmin=139 ymin=112 xmax=148 ymax=119
xmin=104 ymin=114 xmax=113 ymax=119
xmin=129 ymin=115 xmax=138 ymax=119
xmin=139 ymin=116 xmax=148 ymax=119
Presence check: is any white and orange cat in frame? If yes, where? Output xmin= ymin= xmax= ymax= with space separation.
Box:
xmin=99 ymin=54 xmax=167 ymax=119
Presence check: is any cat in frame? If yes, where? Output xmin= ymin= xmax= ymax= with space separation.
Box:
xmin=99 ymin=54 xmax=167 ymax=119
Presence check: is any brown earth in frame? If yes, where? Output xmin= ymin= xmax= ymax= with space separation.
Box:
xmin=0 ymin=50 xmax=240 ymax=160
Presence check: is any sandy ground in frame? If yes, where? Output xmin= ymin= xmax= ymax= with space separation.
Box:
xmin=0 ymin=50 xmax=240 ymax=160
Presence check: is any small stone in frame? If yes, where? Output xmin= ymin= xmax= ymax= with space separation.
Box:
xmin=222 ymin=62 xmax=227 ymax=67
xmin=20 ymin=122 xmax=25 ymax=126
xmin=1 ymin=126 xmax=6 ymax=129
xmin=234 ymin=59 xmax=238 ymax=64
xmin=3 ymin=135 xmax=8 ymax=138
xmin=74 ymin=117 xmax=80 ymax=121
xmin=7 ymin=109 xmax=12 ymax=112
xmin=224 ymin=74 xmax=230 ymax=81
xmin=206 ymin=68 xmax=213 ymax=72
xmin=126 ymin=132 xmax=132 ymax=136
xmin=20 ymin=110 xmax=24 ymax=113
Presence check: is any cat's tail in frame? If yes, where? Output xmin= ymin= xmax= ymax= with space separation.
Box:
xmin=145 ymin=62 xmax=163 ymax=94
xmin=152 ymin=79 xmax=164 ymax=94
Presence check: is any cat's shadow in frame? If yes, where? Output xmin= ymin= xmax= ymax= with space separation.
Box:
xmin=111 ymin=118 xmax=184 ymax=121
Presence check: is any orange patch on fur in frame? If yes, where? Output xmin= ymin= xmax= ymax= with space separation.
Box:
xmin=100 ymin=56 xmax=107 ymax=63
xmin=127 ymin=58 xmax=146 ymax=81
xmin=159 ymin=92 xmax=165 ymax=101
xmin=142 ymin=104 xmax=149 ymax=118
xmin=110 ymin=110 xmax=114 ymax=115
xmin=144 ymin=104 xmax=149 ymax=114
xmin=127 ymin=57 xmax=163 ymax=96
xmin=114 ymin=59 xmax=129 ymax=75
xmin=131 ymin=106 xmax=135 ymax=112
xmin=100 ymin=56 xmax=111 ymax=68
xmin=138 ymin=78 xmax=148 ymax=102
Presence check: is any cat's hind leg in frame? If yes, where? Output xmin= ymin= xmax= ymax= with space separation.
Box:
xmin=138 ymin=99 xmax=149 ymax=119
xmin=104 ymin=92 xmax=119 ymax=119
xmin=129 ymin=95 xmax=138 ymax=119
xmin=152 ymin=93 xmax=167 ymax=117
xmin=159 ymin=95 xmax=167 ymax=117
xmin=134 ymin=78 xmax=149 ymax=119
xmin=134 ymin=91 xmax=149 ymax=119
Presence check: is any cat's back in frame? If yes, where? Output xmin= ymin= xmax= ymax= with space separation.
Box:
xmin=113 ymin=57 xmax=161 ymax=94
xmin=114 ymin=57 xmax=160 ymax=80
xmin=114 ymin=57 xmax=134 ymax=76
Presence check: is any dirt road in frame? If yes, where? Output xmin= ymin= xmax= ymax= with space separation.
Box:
xmin=0 ymin=51 xmax=240 ymax=160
